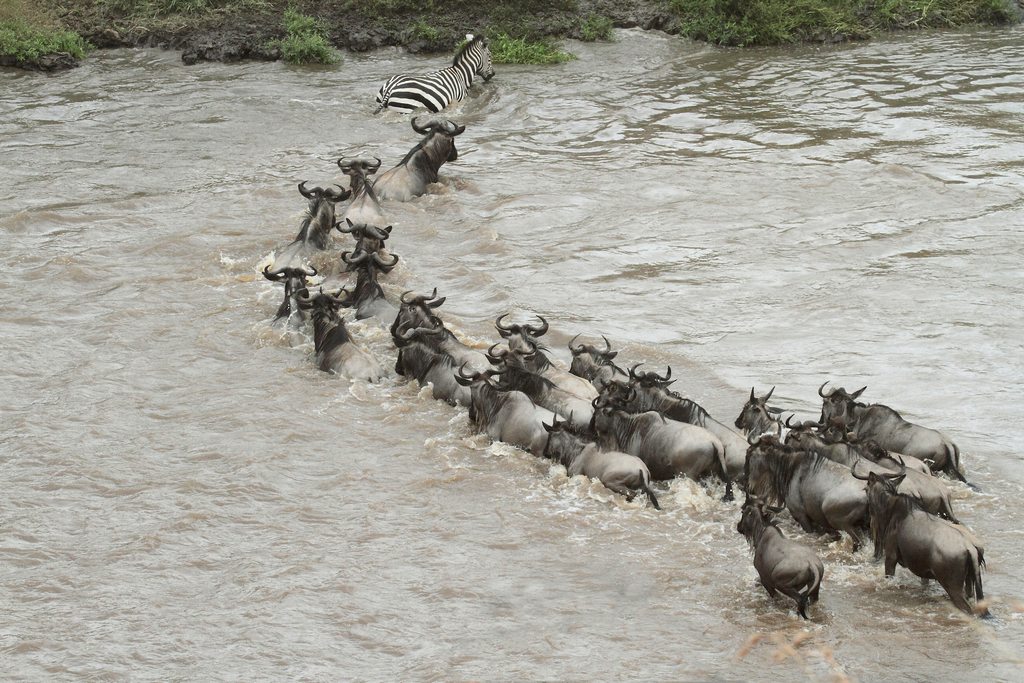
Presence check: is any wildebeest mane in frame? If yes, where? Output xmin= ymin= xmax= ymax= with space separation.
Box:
xmin=311 ymin=307 xmax=349 ymax=353
xmin=400 ymin=341 xmax=454 ymax=382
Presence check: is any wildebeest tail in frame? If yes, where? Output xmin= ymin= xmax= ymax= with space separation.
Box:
xmin=965 ymin=547 xmax=989 ymax=617
xmin=641 ymin=470 xmax=661 ymax=510
xmin=946 ymin=441 xmax=976 ymax=489
xmin=713 ymin=440 xmax=734 ymax=502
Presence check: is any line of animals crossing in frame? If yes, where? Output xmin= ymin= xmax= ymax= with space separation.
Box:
xmin=257 ymin=40 xmax=988 ymax=620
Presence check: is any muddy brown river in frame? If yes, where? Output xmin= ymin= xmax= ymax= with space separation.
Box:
xmin=2 ymin=26 xmax=1023 ymax=681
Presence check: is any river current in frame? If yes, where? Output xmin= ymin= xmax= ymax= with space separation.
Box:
xmin=2 ymin=26 xmax=1023 ymax=681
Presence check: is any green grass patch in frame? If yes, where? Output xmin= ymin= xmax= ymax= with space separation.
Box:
xmin=488 ymin=32 xmax=574 ymax=64
xmin=669 ymin=0 xmax=1019 ymax=46
xmin=580 ymin=14 xmax=614 ymax=41
xmin=410 ymin=19 xmax=441 ymax=41
xmin=0 ymin=18 xmax=91 ymax=61
xmin=270 ymin=6 xmax=339 ymax=64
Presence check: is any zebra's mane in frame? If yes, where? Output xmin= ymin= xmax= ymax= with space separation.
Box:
xmin=453 ymin=35 xmax=485 ymax=66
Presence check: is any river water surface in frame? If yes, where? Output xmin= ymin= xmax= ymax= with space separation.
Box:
xmin=2 ymin=26 xmax=1024 ymax=681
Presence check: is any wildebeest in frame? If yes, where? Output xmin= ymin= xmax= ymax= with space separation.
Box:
xmin=735 ymin=386 xmax=785 ymax=438
xmin=592 ymin=396 xmax=732 ymax=499
xmin=737 ymin=496 xmax=824 ymax=620
xmin=262 ymin=264 xmax=315 ymax=325
xmin=271 ymin=182 xmax=350 ymax=271
xmin=785 ymin=418 xmax=959 ymax=523
xmin=454 ymin=364 xmax=555 ymax=456
xmin=819 ymin=416 xmax=933 ymax=476
xmin=297 ymin=289 xmax=383 ymax=382
xmin=855 ymin=463 xmax=988 ymax=616
xmin=495 ymin=362 xmax=595 ymax=434
xmin=337 ymin=248 xmax=400 ymax=323
xmin=394 ymin=328 xmax=470 ymax=406
xmin=335 ymin=218 xmax=393 ymax=255
xmin=338 ymin=157 xmax=386 ymax=227
xmin=374 ymin=34 xmax=494 ymax=113
xmin=391 ymin=287 xmax=446 ymax=341
xmin=568 ymin=334 xmax=629 ymax=392
xmin=745 ymin=434 xmax=868 ymax=549
xmin=373 ymin=117 xmax=465 ymax=201
xmin=493 ymin=314 xmax=599 ymax=401
xmin=818 ymin=382 xmax=968 ymax=484
xmin=390 ymin=302 xmax=490 ymax=375
xmin=606 ymin=365 xmax=748 ymax=481
xmin=542 ymin=415 xmax=660 ymax=509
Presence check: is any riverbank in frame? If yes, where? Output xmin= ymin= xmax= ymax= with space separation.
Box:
xmin=2 ymin=0 xmax=1022 ymax=71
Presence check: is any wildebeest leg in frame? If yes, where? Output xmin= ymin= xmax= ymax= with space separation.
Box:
xmin=761 ymin=582 xmax=778 ymax=598
xmin=940 ymin=576 xmax=974 ymax=614
xmin=643 ymin=483 xmax=661 ymax=510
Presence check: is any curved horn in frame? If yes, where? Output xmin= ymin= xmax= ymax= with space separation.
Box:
xmin=628 ymin=363 xmax=644 ymax=381
xmin=601 ymin=335 xmax=612 ymax=354
xmin=411 ymin=116 xmax=431 ymax=134
xmin=369 ymin=157 xmax=382 ymax=172
xmin=568 ymin=334 xmax=585 ymax=355
xmin=750 ymin=386 xmax=756 ymax=402
xmin=262 ymin=265 xmax=286 ymax=281
xmin=495 ymin=313 xmax=515 ymax=336
xmin=850 ymin=458 xmax=871 ymax=481
xmin=323 ymin=184 xmax=350 ymax=202
xmin=486 ymin=343 xmax=509 ymax=361
xmin=300 ymin=264 xmax=318 ymax=277
xmin=341 ymin=250 xmax=370 ymax=266
xmin=297 ymin=181 xmax=315 ymax=198
xmin=451 ymin=123 xmax=466 ymax=136
xmin=764 ymin=386 xmax=775 ymax=401
xmin=818 ymin=381 xmax=834 ymax=398
xmin=335 ymin=218 xmax=358 ymax=234
xmin=457 ymin=362 xmax=477 ymax=380
xmin=372 ymin=252 xmax=400 ymax=269
xmin=785 ymin=415 xmax=799 ymax=429
xmin=525 ymin=315 xmax=548 ymax=337
xmin=294 ymin=289 xmax=316 ymax=306
xmin=398 ymin=322 xmax=445 ymax=341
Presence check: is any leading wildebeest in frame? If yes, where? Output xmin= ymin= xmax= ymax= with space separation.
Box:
xmin=568 ymin=334 xmax=629 ymax=392
xmin=297 ymin=289 xmax=383 ymax=382
xmin=784 ymin=418 xmax=959 ymax=523
xmin=493 ymin=314 xmax=599 ymax=401
xmin=271 ymin=182 xmax=350 ymax=271
xmin=454 ymin=364 xmax=555 ymax=456
xmin=592 ymin=395 xmax=732 ymax=499
xmin=389 ymin=297 xmax=489 ymax=375
xmin=494 ymin=362 xmax=595 ymax=435
xmin=818 ymin=382 xmax=969 ymax=485
xmin=542 ymin=415 xmax=660 ymax=509
xmin=338 ymin=157 xmax=385 ymax=227
xmin=373 ymin=117 xmax=465 ymax=201
xmin=745 ymin=433 xmax=868 ymax=549
xmin=735 ymin=386 xmax=785 ymax=438
xmin=606 ymin=365 xmax=748 ymax=481
xmin=737 ymin=496 xmax=824 ymax=620
xmin=262 ymin=264 xmax=315 ymax=325
xmin=854 ymin=462 xmax=988 ymax=616
xmin=394 ymin=326 xmax=470 ymax=406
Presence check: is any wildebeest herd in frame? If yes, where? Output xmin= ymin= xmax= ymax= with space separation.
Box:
xmin=256 ymin=41 xmax=988 ymax=621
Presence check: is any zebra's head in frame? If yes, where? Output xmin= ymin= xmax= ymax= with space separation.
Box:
xmin=455 ymin=34 xmax=495 ymax=83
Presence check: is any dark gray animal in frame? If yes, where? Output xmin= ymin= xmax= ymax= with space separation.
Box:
xmin=542 ymin=415 xmax=660 ymax=509
xmin=271 ymin=182 xmax=350 ymax=271
xmin=394 ymin=330 xmax=470 ymax=406
xmin=856 ymin=464 xmax=987 ymax=616
xmin=737 ymin=496 xmax=824 ymax=620
xmin=391 ymin=288 xmax=447 ymax=342
xmin=592 ymin=397 xmax=732 ymax=499
xmin=373 ymin=117 xmax=465 ymax=201
xmin=454 ymin=364 xmax=555 ymax=456
xmin=605 ymin=365 xmax=748 ymax=481
xmin=338 ymin=157 xmax=386 ymax=226
xmin=785 ymin=419 xmax=958 ymax=523
xmin=493 ymin=314 xmax=599 ymax=401
xmin=745 ymin=434 xmax=868 ymax=549
xmin=495 ymin=362 xmax=595 ymax=434
xmin=262 ymin=264 xmax=315 ymax=325
xmin=390 ymin=305 xmax=489 ymax=375
xmin=735 ymin=386 xmax=785 ymax=438
xmin=297 ymin=289 xmax=382 ymax=382
xmin=338 ymin=248 xmax=400 ymax=323
xmin=568 ymin=334 xmax=629 ymax=392
xmin=818 ymin=382 xmax=968 ymax=484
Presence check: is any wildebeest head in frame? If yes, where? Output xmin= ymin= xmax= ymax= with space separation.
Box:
xmin=735 ymin=386 xmax=783 ymax=433
xmin=852 ymin=456 xmax=907 ymax=557
xmin=782 ymin=415 xmax=824 ymax=450
xmin=391 ymin=288 xmax=446 ymax=344
xmin=541 ymin=414 xmax=582 ymax=467
xmin=494 ymin=313 xmax=549 ymax=358
xmin=453 ymin=362 xmax=506 ymax=388
xmin=742 ymin=432 xmax=792 ymax=504
xmin=340 ymin=247 xmax=400 ymax=275
xmin=337 ymin=156 xmax=382 ymax=195
xmin=298 ymin=181 xmax=350 ymax=204
xmin=335 ymin=217 xmax=393 ymax=251
xmin=818 ymin=381 xmax=867 ymax=425
xmin=410 ymin=116 xmax=466 ymax=165
xmin=393 ymin=315 xmax=446 ymax=348
xmin=263 ymin=263 xmax=317 ymax=321
xmin=736 ymin=495 xmax=784 ymax=546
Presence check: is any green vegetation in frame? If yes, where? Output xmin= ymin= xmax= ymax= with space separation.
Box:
xmin=670 ymin=0 xmax=1020 ymax=46
xmin=488 ymin=32 xmax=575 ymax=64
xmin=410 ymin=19 xmax=441 ymax=42
xmin=270 ymin=6 xmax=339 ymax=64
xmin=100 ymin=0 xmax=269 ymax=17
xmin=580 ymin=14 xmax=614 ymax=41
xmin=0 ymin=19 xmax=90 ymax=61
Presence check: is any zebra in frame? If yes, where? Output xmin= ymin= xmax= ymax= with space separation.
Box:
xmin=374 ymin=34 xmax=495 ymax=114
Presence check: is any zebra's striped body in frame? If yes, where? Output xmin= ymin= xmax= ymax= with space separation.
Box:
xmin=375 ymin=35 xmax=494 ymax=114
